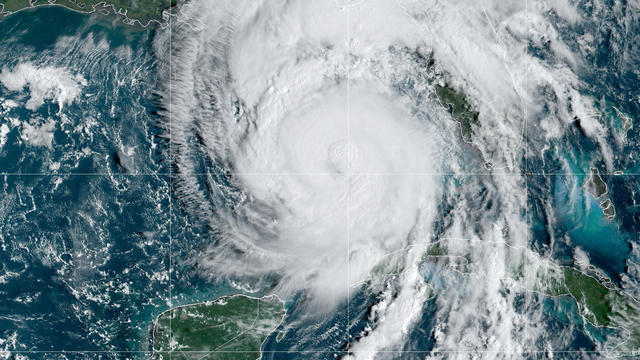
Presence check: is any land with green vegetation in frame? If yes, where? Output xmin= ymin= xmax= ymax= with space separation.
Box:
xmin=403 ymin=48 xmax=480 ymax=144
xmin=435 ymin=84 xmax=480 ymax=143
xmin=535 ymin=266 xmax=618 ymax=326
xmin=425 ymin=242 xmax=447 ymax=257
xmin=0 ymin=0 xmax=174 ymax=26
xmin=535 ymin=265 xmax=640 ymax=351
xmin=423 ymin=243 xmax=640 ymax=350
xmin=153 ymin=295 xmax=285 ymax=360
xmin=584 ymin=167 xmax=616 ymax=220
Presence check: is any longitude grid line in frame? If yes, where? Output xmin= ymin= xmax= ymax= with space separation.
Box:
xmin=346 ymin=0 xmax=351 ymax=351
xmin=168 ymin=0 xmax=173 ymax=358
xmin=524 ymin=0 xmax=529 ymax=354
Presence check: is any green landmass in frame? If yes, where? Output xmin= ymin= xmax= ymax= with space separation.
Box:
xmin=535 ymin=265 xmax=640 ymax=351
xmin=423 ymin=244 xmax=640 ymax=350
xmin=425 ymin=242 xmax=447 ymax=257
xmin=600 ymin=198 xmax=616 ymax=219
xmin=401 ymin=47 xmax=480 ymax=144
xmin=586 ymin=167 xmax=608 ymax=198
xmin=153 ymin=295 xmax=285 ymax=360
xmin=435 ymin=84 xmax=480 ymax=143
xmin=584 ymin=167 xmax=616 ymax=220
xmin=423 ymin=243 xmax=473 ymax=275
xmin=535 ymin=266 xmax=614 ymax=326
xmin=0 ymin=0 xmax=175 ymax=26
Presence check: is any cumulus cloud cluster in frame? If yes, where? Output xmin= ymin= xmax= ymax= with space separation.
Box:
xmin=0 ymin=62 xmax=86 ymax=111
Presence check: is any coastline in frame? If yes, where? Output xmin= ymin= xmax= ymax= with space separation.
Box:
xmin=150 ymin=293 xmax=287 ymax=360
xmin=0 ymin=0 xmax=171 ymax=28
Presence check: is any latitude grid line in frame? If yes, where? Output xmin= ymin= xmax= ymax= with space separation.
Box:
xmin=525 ymin=0 xmax=529 ymax=351
xmin=5 ymin=350 xmax=640 ymax=353
xmin=7 ymin=350 xmax=640 ymax=354
xmin=1 ymin=172 xmax=636 ymax=176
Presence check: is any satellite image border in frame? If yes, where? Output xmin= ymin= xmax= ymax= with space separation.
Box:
xmin=1 ymin=0 xmax=640 ymax=359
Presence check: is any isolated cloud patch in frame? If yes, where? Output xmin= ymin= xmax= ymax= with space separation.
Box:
xmin=0 ymin=62 xmax=86 ymax=111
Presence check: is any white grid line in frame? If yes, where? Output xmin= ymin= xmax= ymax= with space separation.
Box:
xmin=168 ymin=0 xmax=173 ymax=358
xmin=2 ymin=172 xmax=635 ymax=176
xmin=346 ymin=0 xmax=352 ymax=350
xmin=525 ymin=0 xmax=530 ymax=352
xmin=4 ymin=350 xmax=640 ymax=354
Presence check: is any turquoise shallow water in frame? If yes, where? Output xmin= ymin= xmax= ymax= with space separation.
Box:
xmin=553 ymin=174 xmax=629 ymax=278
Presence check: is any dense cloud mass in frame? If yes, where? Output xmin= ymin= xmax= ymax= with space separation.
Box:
xmin=156 ymin=0 xmax=633 ymax=358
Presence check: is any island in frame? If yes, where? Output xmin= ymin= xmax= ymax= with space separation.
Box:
xmin=152 ymin=294 xmax=285 ymax=360
xmin=584 ymin=167 xmax=616 ymax=220
xmin=435 ymin=83 xmax=480 ymax=143
xmin=405 ymin=48 xmax=480 ymax=144
xmin=424 ymin=242 xmax=640 ymax=351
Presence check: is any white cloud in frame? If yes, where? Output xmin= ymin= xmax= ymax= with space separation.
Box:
xmin=0 ymin=62 xmax=86 ymax=112
xmin=21 ymin=118 xmax=56 ymax=149
xmin=0 ymin=123 xmax=9 ymax=151
xmin=574 ymin=247 xmax=591 ymax=271
xmin=158 ymin=0 xmax=600 ymax=356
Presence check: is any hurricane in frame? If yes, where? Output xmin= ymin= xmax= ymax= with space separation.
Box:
xmin=153 ymin=0 xmax=606 ymax=357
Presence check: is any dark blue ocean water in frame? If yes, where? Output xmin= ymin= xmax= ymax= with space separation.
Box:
xmin=0 ymin=7 xmax=171 ymax=357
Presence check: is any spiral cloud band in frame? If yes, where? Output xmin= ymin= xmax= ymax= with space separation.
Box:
xmin=158 ymin=0 xmax=605 ymax=357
